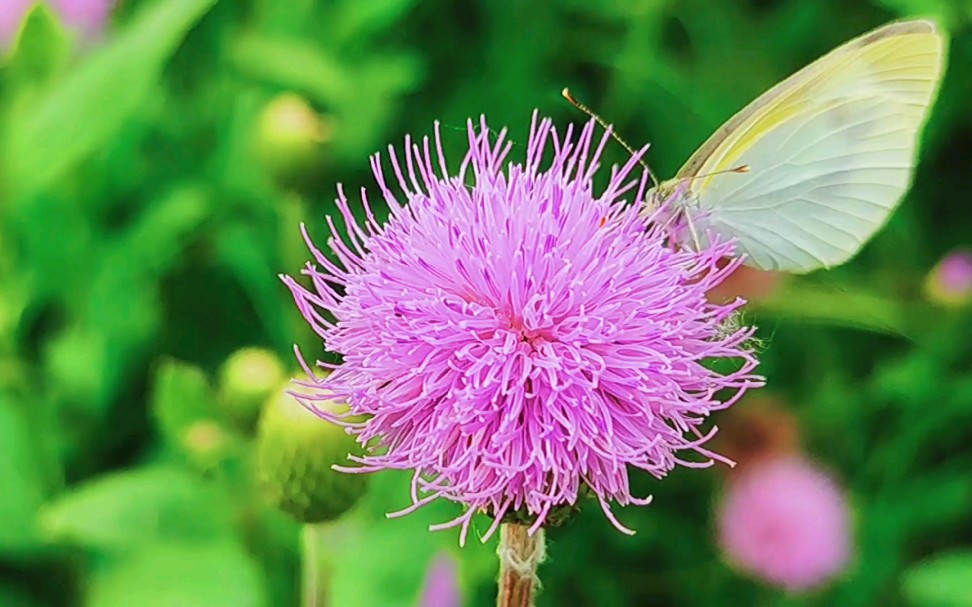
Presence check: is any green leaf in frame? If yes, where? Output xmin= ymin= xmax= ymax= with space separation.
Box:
xmin=0 ymin=395 xmax=49 ymax=555
xmin=43 ymin=325 xmax=111 ymax=415
xmin=10 ymin=192 xmax=98 ymax=302
xmin=329 ymin=520 xmax=450 ymax=607
xmin=150 ymin=358 xmax=217 ymax=444
xmin=4 ymin=4 xmax=72 ymax=84
xmin=230 ymin=35 xmax=352 ymax=107
xmin=328 ymin=0 xmax=420 ymax=46
xmin=109 ymin=184 xmax=210 ymax=277
xmin=40 ymin=465 xmax=233 ymax=551
xmin=755 ymin=280 xmax=911 ymax=337
xmin=228 ymin=35 xmax=421 ymax=159
xmin=0 ymin=585 xmax=40 ymax=607
xmin=329 ymin=471 xmax=493 ymax=607
xmin=214 ymin=224 xmax=290 ymax=352
xmin=85 ymin=185 xmax=209 ymax=340
xmin=2 ymin=0 xmax=218 ymax=200
xmin=43 ymin=186 xmax=210 ymax=415
xmin=87 ymin=540 xmax=268 ymax=607
xmin=903 ymin=551 xmax=972 ymax=607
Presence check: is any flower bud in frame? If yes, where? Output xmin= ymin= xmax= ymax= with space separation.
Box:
xmin=924 ymin=249 xmax=972 ymax=307
xmin=217 ymin=347 xmax=286 ymax=431
xmin=254 ymin=93 xmax=330 ymax=180
xmin=180 ymin=420 xmax=232 ymax=471
xmin=254 ymin=385 xmax=368 ymax=523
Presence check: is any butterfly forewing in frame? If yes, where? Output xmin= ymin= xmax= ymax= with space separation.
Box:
xmin=677 ymin=19 xmax=945 ymax=272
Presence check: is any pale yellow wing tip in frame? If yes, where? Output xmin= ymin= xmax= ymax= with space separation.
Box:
xmin=852 ymin=18 xmax=939 ymax=46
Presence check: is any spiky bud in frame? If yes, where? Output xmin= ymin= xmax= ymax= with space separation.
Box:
xmin=254 ymin=385 xmax=368 ymax=523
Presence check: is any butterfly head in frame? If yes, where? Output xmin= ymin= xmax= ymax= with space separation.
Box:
xmin=643 ymin=179 xmax=694 ymax=215
xmin=640 ymin=179 xmax=708 ymax=251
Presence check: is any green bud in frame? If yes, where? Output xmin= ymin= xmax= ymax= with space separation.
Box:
xmin=180 ymin=420 xmax=233 ymax=471
xmin=254 ymin=386 xmax=368 ymax=523
xmin=217 ymin=348 xmax=286 ymax=431
xmin=254 ymin=93 xmax=331 ymax=180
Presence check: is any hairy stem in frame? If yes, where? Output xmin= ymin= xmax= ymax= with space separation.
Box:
xmin=496 ymin=523 xmax=546 ymax=607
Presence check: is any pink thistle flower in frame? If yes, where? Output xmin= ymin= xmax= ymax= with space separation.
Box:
xmin=925 ymin=249 xmax=972 ymax=307
xmin=716 ymin=455 xmax=852 ymax=592
xmin=417 ymin=552 xmax=462 ymax=607
xmin=0 ymin=0 xmax=33 ymax=47
xmin=282 ymin=113 xmax=763 ymax=543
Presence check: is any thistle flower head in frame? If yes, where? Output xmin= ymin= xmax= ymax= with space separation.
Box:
xmin=283 ymin=113 xmax=763 ymax=543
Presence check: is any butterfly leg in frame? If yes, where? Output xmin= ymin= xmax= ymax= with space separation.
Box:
xmin=683 ymin=209 xmax=704 ymax=252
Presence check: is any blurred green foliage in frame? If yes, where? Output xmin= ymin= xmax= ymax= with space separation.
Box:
xmin=0 ymin=0 xmax=970 ymax=606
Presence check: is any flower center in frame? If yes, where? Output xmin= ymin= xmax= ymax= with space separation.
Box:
xmin=506 ymin=315 xmax=553 ymax=351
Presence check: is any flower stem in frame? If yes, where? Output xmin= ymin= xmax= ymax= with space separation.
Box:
xmin=302 ymin=523 xmax=329 ymax=607
xmin=496 ymin=523 xmax=546 ymax=607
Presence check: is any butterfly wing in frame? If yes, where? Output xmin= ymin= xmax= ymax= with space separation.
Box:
xmin=678 ymin=20 xmax=945 ymax=273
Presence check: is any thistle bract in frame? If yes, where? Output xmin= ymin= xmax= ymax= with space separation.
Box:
xmin=283 ymin=114 xmax=763 ymax=543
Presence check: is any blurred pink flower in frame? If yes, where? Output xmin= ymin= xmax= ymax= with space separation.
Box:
xmin=0 ymin=0 xmax=33 ymax=47
xmin=716 ymin=456 xmax=852 ymax=592
xmin=925 ymin=249 xmax=972 ymax=307
xmin=0 ymin=0 xmax=112 ymax=49
xmin=417 ymin=553 xmax=461 ymax=607
xmin=49 ymin=0 xmax=113 ymax=38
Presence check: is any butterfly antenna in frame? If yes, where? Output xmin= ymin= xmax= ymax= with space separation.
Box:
xmin=562 ymin=88 xmax=659 ymax=187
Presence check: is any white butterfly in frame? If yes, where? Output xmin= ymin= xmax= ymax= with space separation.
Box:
xmin=592 ymin=19 xmax=946 ymax=273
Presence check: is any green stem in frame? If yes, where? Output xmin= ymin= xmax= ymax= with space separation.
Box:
xmin=302 ymin=523 xmax=328 ymax=607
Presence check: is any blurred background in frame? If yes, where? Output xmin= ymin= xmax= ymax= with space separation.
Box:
xmin=0 ymin=0 xmax=970 ymax=606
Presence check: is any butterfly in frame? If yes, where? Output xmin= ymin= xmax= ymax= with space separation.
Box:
xmin=570 ymin=19 xmax=946 ymax=273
